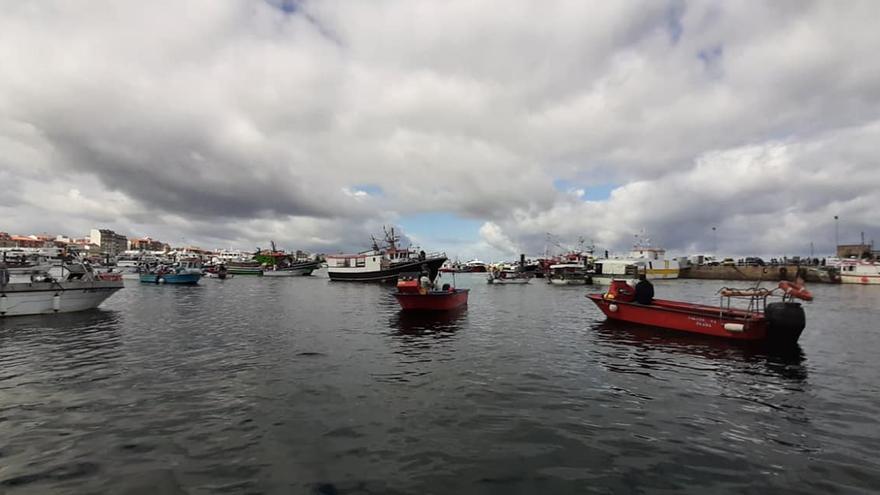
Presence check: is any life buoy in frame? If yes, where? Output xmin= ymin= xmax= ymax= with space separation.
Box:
xmin=778 ymin=280 xmax=813 ymax=301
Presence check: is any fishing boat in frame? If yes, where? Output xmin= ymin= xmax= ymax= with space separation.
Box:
xmin=547 ymin=263 xmax=593 ymax=285
xmin=254 ymin=242 xmax=321 ymax=277
xmin=139 ymin=259 xmax=202 ymax=284
xmin=587 ymin=279 xmax=812 ymax=344
xmin=393 ymin=272 xmax=469 ymax=311
xmin=225 ymin=260 xmax=263 ymax=275
xmin=835 ymin=259 xmax=880 ymax=284
xmin=462 ymin=259 xmax=488 ymax=272
xmin=592 ymin=235 xmax=680 ymax=284
xmin=326 ymin=227 xmax=446 ymax=283
xmin=263 ymin=260 xmax=320 ymax=277
xmin=1 ymin=262 xmax=124 ymax=317
xmin=486 ymin=265 xmax=531 ymax=284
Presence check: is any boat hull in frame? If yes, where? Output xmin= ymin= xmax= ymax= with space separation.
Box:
xmin=1 ymin=281 xmax=123 ymax=317
xmin=263 ymin=261 xmax=319 ymax=277
xmin=840 ymin=274 xmax=880 ymax=284
xmin=226 ymin=267 xmax=263 ymax=275
xmin=487 ymin=275 xmax=530 ymax=284
xmin=548 ymin=277 xmax=592 ymax=285
xmin=328 ymin=257 xmax=446 ymax=283
xmin=587 ymin=294 xmax=770 ymax=341
xmin=139 ymin=273 xmax=201 ymax=284
xmin=394 ymin=289 xmax=469 ymax=311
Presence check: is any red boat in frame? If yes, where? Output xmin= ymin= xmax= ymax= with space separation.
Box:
xmin=393 ymin=273 xmax=469 ymax=311
xmin=587 ymin=280 xmax=810 ymax=344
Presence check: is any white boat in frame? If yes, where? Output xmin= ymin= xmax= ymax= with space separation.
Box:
xmin=593 ymin=236 xmax=680 ymax=283
xmin=591 ymin=259 xmax=642 ymax=285
xmin=463 ymin=259 xmax=488 ymax=272
xmin=0 ymin=250 xmax=54 ymax=275
xmin=326 ymin=227 xmax=446 ymax=283
xmin=547 ymin=263 xmax=592 ymax=285
xmin=486 ymin=265 xmax=531 ymax=284
xmin=836 ymin=259 xmax=880 ymax=284
xmin=263 ymin=264 xmax=316 ymax=277
xmin=1 ymin=262 xmax=124 ymax=317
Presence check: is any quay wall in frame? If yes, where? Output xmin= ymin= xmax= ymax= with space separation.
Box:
xmin=680 ymin=264 xmax=810 ymax=282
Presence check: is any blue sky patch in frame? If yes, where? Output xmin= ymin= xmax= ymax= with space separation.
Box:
xmin=351 ymin=184 xmax=384 ymax=196
xmin=398 ymin=212 xmax=482 ymax=246
xmin=553 ymin=179 xmax=618 ymax=201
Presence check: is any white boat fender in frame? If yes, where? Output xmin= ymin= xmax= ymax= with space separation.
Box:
xmin=52 ymin=292 xmax=61 ymax=312
xmin=608 ymin=303 xmax=618 ymax=313
xmin=724 ymin=323 xmax=744 ymax=332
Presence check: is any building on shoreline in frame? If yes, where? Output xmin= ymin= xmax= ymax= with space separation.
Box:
xmin=89 ymin=229 xmax=129 ymax=257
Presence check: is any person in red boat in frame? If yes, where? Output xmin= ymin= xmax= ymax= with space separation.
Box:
xmin=606 ymin=280 xmax=636 ymax=302
xmin=634 ymin=274 xmax=654 ymax=305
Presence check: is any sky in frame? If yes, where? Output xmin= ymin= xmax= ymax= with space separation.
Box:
xmin=2 ymin=0 xmax=879 ymax=261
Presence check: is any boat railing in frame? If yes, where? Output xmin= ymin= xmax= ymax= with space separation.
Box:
xmin=717 ymin=287 xmax=772 ymax=317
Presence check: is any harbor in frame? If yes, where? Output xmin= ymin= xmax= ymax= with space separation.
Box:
xmin=2 ymin=273 xmax=879 ymax=493
xmin=4 ymin=1 xmax=880 ymax=492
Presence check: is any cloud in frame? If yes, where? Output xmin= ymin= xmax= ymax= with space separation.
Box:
xmin=1 ymin=1 xmax=879 ymax=256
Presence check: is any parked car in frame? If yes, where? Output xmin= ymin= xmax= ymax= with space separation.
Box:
xmin=744 ymin=257 xmax=765 ymax=266
xmin=722 ymin=258 xmax=736 ymax=266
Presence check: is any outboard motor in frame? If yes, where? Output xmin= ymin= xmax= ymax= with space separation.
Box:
xmin=765 ymin=302 xmax=806 ymax=345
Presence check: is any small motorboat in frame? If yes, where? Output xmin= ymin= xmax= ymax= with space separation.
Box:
xmin=139 ymin=259 xmax=202 ymax=285
xmin=393 ymin=273 xmax=469 ymax=311
xmin=587 ymin=279 xmax=812 ymax=345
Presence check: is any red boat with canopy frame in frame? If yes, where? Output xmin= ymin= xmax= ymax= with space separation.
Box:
xmin=587 ymin=279 xmax=813 ymax=345
xmin=393 ymin=272 xmax=469 ymax=311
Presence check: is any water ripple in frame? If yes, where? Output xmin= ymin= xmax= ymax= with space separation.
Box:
xmin=0 ymin=275 xmax=878 ymax=492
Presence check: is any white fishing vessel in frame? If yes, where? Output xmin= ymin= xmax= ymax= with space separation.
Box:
xmin=486 ymin=264 xmax=531 ymax=284
xmin=326 ymin=227 xmax=446 ymax=283
xmin=836 ymin=259 xmax=880 ymax=284
xmin=1 ymin=262 xmax=124 ymax=317
xmin=592 ymin=235 xmax=680 ymax=284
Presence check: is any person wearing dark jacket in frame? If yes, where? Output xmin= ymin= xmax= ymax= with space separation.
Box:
xmin=634 ymin=274 xmax=654 ymax=305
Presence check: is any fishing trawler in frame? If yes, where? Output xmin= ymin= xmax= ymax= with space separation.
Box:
xmin=592 ymin=234 xmax=680 ymax=284
xmin=325 ymin=227 xmax=446 ymax=283
xmin=256 ymin=241 xmax=320 ymax=277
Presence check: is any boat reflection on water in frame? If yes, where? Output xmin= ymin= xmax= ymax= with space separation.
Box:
xmin=590 ymin=319 xmax=807 ymax=383
xmin=389 ymin=307 xmax=468 ymax=336
xmin=0 ymin=308 xmax=122 ymax=334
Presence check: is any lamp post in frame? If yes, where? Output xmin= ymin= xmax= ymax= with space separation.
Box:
xmin=834 ymin=215 xmax=839 ymax=255
xmin=712 ymin=226 xmax=717 ymax=255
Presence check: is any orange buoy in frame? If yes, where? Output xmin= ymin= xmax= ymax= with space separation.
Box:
xmin=778 ymin=280 xmax=813 ymax=301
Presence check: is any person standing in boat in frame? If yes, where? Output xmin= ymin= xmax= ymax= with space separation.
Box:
xmin=419 ymin=270 xmax=433 ymax=293
xmin=635 ymin=274 xmax=654 ymax=305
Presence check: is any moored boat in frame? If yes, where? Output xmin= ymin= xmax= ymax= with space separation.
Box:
xmin=547 ymin=263 xmax=592 ymax=285
xmin=326 ymin=227 xmax=446 ymax=283
xmin=587 ymin=280 xmax=811 ymax=344
xmin=139 ymin=259 xmax=202 ymax=285
xmin=262 ymin=260 xmax=321 ymax=277
xmin=1 ymin=262 xmax=123 ymax=317
xmin=393 ymin=272 xmax=469 ymax=311
xmin=486 ymin=265 xmax=531 ymax=284
xmin=834 ymin=259 xmax=880 ymax=284
xmin=225 ymin=260 xmax=264 ymax=276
